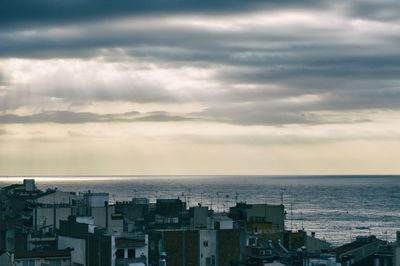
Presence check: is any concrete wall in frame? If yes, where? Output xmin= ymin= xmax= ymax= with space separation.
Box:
xmin=394 ymin=245 xmax=400 ymax=266
xmin=36 ymin=191 xmax=82 ymax=205
xmin=58 ymin=235 xmax=86 ymax=266
xmin=246 ymin=204 xmax=284 ymax=232
xmin=137 ymin=234 xmax=148 ymax=263
xmin=36 ymin=207 xmax=71 ymax=231
xmin=192 ymin=207 xmax=209 ymax=229
xmin=0 ymin=252 xmax=14 ymax=266
xmin=88 ymin=193 xmax=109 ymax=208
xmin=305 ymin=235 xmax=331 ymax=253
xmin=91 ymin=206 xmax=124 ymax=232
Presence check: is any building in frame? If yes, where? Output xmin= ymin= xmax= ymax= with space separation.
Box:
xmin=210 ymin=213 xmax=233 ymax=230
xmin=151 ymin=229 xmax=246 ymax=266
xmin=0 ymin=252 xmax=15 ymax=266
xmin=267 ymin=230 xmax=331 ymax=253
xmin=329 ymin=235 xmax=380 ymax=265
xmin=58 ymin=216 xmax=148 ymax=266
xmin=115 ymin=233 xmax=148 ymax=266
xmin=13 ymin=249 xmax=71 ymax=266
xmin=190 ymin=205 xmax=210 ymax=229
xmin=230 ymin=203 xmax=285 ymax=233
xmin=152 ymin=199 xmax=189 ymax=229
xmin=115 ymin=199 xmax=149 ymax=232
xmin=394 ymin=231 xmax=400 ymax=266
xmin=34 ymin=190 xmax=82 ymax=206
xmin=91 ymin=204 xmax=124 ymax=233
xmin=58 ymin=217 xmax=114 ymax=266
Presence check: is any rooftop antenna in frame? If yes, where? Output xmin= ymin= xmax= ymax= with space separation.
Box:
xmin=200 ymin=192 xmax=203 ymax=206
xmin=181 ymin=192 xmax=185 ymax=204
xmin=210 ymin=194 xmax=214 ymax=210
xmin=290 ymin=201 xmax=293 ymax=231
xmin=235 ymin=192 xmax=239 ymax=204
xmin=217 ymin=192 xmax=220 ymax=213
xmin=225 ymin=195 xmax=230 ymax=213
xmin=301 ymin=212 xmax=304 ymax=230
xmin=187 ymin=188 xmax=191 ymax=207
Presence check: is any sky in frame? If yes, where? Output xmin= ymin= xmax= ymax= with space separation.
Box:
xmin=0 ymin=0 xmax=400 ymax=175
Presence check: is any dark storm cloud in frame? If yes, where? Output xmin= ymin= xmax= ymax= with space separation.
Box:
xmin=0 ymin=0 xmax=324 ymax=30
xmin=0 ymin=23 xmax=309 ymax=59
xmin=348 ymin=1 xmax=400 ymax=21
xmin=1 ymin=0 xmax=400 ymax=127
xmin=0 ymin=111 xmax=193 ymax=124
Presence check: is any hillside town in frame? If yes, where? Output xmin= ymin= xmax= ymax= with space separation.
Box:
xmin=0 ymin=179 xmax=399 ymax=266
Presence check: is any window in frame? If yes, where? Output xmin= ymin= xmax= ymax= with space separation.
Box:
xmin=254 ymin=226 xmax=258 ymax=233
xmin=249 ymin=238 xmax=256 ymax=246
xmin=212 ymin=255 xmax=216 ymax=266
xmin=203 ymin=240 xmax=208 ymax=247
xmin=206 ymin=257 xmax=211 ymax=266
xmin=128 ymin=248 xmax=136 ymax=258
xmin=214 ymin=222 xmax=220 ymax=230
xmin=49 ymin=260 xmax=62 ymax=266
xmin=116 ymin=249 xmax=125 ymax=259
xmin=22 ymin=260 xmax=35 ymax=266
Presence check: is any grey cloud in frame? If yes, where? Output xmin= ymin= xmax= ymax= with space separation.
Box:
xmin=0 ymin=111 xmax=193 ymax=124
xmin=137 ymin=111 xmax=195 ymax=122
xmin=348 ymin=1 xmax=400 ymax=21
xmin=0 ymin=81 xmax=177 ymax=112
xmin=0 ymin=0 xmax=325 ymax=30
xmin=0 ymin=24 xmax=303 ymax=59
xmin=216 ymin=55 xmax=400 ymax=84
xmin=1 ymin=0 xmax=399 ymax=127
xmin=182 ymin=134 xmax=340 ymax=146
xmin=43 ymin=86 xmax=176 ymax=105
xmin=0 ymin=111 xmax=100 ymax=124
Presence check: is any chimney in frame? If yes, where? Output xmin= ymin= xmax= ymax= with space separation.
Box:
xmin=24 ymin=179 xmax=35 ymax=191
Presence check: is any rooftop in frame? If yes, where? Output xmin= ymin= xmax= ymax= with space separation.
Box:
xmin=14 ymin=249 xmax=71 ymax=259
xmin=330 ymin=237 xmax=377 ymax=255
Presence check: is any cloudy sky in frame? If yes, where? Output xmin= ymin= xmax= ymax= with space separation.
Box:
xmin=1 ymin=0 xmax=400 ymax=175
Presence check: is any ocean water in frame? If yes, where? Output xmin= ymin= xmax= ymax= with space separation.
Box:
xmin=1 ymin=175 xmax=399 ymax=246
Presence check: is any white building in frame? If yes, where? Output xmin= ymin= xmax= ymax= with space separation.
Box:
xmin=82 ymin=192 xmax=109 ymax=208
xmin=35 ymin=190 xmax=82 ymax=205
xmin=115 ymin=233 xmax=148 ymax=266
xmin=199 ymin=230 xmax=217 ymax=266
xmin=209 ymin=213 xmax=233 ymax=230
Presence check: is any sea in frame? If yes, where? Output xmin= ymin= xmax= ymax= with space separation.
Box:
xmin=1 ymin=175 xmax=399 ymax=247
